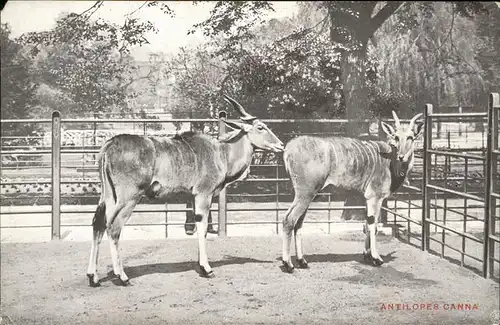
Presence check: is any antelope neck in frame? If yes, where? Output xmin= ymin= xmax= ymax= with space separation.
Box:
xmin=222 ymin=134 xmax=254 ymax=180
xmin=388 ymin=144 xmax=410 ymax=193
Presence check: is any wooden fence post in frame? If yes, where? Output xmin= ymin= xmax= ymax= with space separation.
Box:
xmin=51 ymin=111 xmax=61 ymax=240
xmin=422 ymin=104 xmax=433 ymax=251
xmin=218 ymin=110 xmax=228 ymax=237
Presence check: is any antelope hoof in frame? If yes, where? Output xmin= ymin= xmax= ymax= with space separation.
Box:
xmin=87 ymin=274 xmax=101 ymax=287
xmin=363 ymin=252 xmax=372 ymax=263
xmin=118 ymin=276 xmax=132 ymax=286
xmin=185 ymin=224 xmax=196 ymax=235
xmin=199 ymin=265 xmax=215 ymax=278
xmin=281 ymin=261 xmax=295 ymax=274
xmin=297 ymin=258 xmax=309 ymax=269
xmin=207 ymin=226 xmax=217 ymax=234
xmin=364 ymin=252 xmax=384 ymax=266
xmin=371 ymin=257 xmax=384 ymax=267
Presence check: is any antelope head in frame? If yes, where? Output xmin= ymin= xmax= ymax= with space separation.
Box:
xmin=221 ymin=95 xmax=284 ymax=153
xmin=381 ymin=111 xmax=424 ymax=163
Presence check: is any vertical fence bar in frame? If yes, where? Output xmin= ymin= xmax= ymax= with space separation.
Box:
xmin=394 ymin=198 xmax=398 ymax=227
xmin=422 ymin=104 xmax=433 ymax=251
xmin=165 ymin=203 xmax=168 ymax=238
xmin=393 ymin=201 xmax=398 ymax=239
xmin=81 ymin=135 xmax=86 ymax=178
xmin=93 ymin=112 xmax=97 ymax=162
xmin=327 ymin=193 xmax=331 ymax=235
xmin=489 ymin=94 xmax=499 ymax=278
xmin=378 ymin=120 xmax=388 ymax=225
xmin=485 ymin=93 xmax=499 ymax=278
xmin=275 ymin=162 xmax=279 ymax=234
xmin=462 ymin=157 xmax=468 ymax=267
xmin=218 ymin=110 xmax=228 ymax=237
xmin=458 ymin=106 xmax=463 ymax=137
xmin=51 ymin=111 xmax=61 ymax=240
xmin=407 ymin=191 xmax=411 ymax=243
xmin=442 ymin=154 xmax=449 ymax=258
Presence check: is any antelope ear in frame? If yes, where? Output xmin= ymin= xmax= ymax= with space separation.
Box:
xmin=381 ymin=121 xmax=396 ymax=137
xmin=223 ymin=120 xmax=252 ymax=133
xmin=414 ymin=121 xmax=424 ymax=138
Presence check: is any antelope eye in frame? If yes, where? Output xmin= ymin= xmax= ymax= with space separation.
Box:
xmin=407 ymin=136 xmax=414 ymax=141
xmin=257 ymin=125 xmax=264 ymax=131
xmin=394 ymin=136 xmax=399 ymax=142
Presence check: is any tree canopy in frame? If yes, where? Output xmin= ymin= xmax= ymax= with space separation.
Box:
xmin=18 ymin=8 xmax=160 ymax=116
xmin=2 ymin=1 xmax=497 ymax=123
xmin=0 ymin=23 xmax=39 ymax=138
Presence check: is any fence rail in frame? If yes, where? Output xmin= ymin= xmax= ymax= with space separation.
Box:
xmin=417 ymin=93 xmax=499 ymax=279
xmin=1 ymin=93 xmax=499 ymax=280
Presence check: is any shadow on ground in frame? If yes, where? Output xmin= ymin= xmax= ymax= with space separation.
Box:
xmin=396 ymin=234 xmax=500 ymax=284
xmin=333 ymin=264 xmax=438 ymax=287
xmin=274 ymin=251 xmax=436 ymax=286
xmin=275 ymin=251 xmax=398 ymax=265
xmin=101 ymin=255 xmax=272 ymax=283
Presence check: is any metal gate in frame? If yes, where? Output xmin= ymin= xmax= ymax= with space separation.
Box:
xmin=382 ymin=93 xmax=499 ymax=280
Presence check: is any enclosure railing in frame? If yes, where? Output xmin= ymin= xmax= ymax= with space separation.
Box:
xmin=416 ymin=92 xmax=499 ymax=279
xmin=1 ymin=94 xmax=498 ymax=281
xmin=486 ymin=93 xmax=499 ymax=278
xmin=1 ymin=114 xmax=384 ymax=240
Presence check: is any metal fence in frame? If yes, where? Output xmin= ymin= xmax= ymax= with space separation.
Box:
xmin=381 ymin=93 xmax=499 ymax=280
xmin=1 ymin=93 xmax=498 ymax=280
xmin=1 ymin=114 xmax=381 ymax=237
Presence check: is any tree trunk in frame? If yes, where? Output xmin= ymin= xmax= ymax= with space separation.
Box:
xmin=340 ymin=46 xmax=369 ymax=137
xmin=339 ymin=45 xmax=370 ymax=221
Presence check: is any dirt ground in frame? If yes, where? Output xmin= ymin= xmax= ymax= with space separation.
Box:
xmin=1 ymin=234 xmax=498 ymax=325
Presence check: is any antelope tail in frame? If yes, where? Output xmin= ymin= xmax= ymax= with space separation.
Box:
xmin=92 ymin=150 xmax=116 ymax=233
xmin=101 ymin=152 xmax=117 ymax=204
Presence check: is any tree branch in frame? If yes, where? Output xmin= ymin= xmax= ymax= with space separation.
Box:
xmin=369 ymin=1 xmax=404 ymax=36
xmin=126 ymin=1 xmax=149 ymax=17
xmin=275 ymin=14 xmax=329 ymax=46
xmin=120 ymin=67 xmax=155 ymax=89
xmin=436 ymin=5 xmax=456 ymax=51
xmin=76 ymin=1 xmax=104 ymax=20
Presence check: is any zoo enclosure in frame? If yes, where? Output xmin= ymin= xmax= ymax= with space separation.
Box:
xmin=380 ymin=93 xmax=499 ymax=280
xmin=0 ymin=93 xmax=498 ymax=280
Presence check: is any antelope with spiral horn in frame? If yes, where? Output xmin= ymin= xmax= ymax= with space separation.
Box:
xmin=281 ymin=111 xmax=424 ymax=273
xmin=86 ymin=95 xmax=284 ymax=286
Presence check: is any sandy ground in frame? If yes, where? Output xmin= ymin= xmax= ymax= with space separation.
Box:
xmin=1 ymin=234 xmax=499 ymax=325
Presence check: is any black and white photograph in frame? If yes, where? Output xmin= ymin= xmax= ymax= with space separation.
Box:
xmin=1 ymin=1 xmax=499 ymax=324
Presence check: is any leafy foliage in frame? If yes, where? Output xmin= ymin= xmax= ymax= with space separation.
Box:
xmin=224 ymin=31 xmax=345 ymax=119
xmin=475 ymin=2 xmax=500 ymax=95
xmin=19 ymin=11 xmax=157 ymax=115
xmin=373 ymin=2 xmax=491 ymax=115
xmin=184 ymin=1 xmax=488 ymax=123
xmin=0 ymin=23 xmax=40 ymax=137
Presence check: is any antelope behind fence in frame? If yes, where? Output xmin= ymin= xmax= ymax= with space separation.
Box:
xmin=281 ymin=111 xmax=424 ymax=273
xmin=86 ymin=95 xmax=284 ymax=287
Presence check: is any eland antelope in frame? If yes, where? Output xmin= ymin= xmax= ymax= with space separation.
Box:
xmin=281 ymin=111 xmax=423 ymax=273
xmin=86 ymin=95 xmax=284 ymax=286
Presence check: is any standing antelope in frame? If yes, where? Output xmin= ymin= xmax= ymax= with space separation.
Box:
xmin=86 ymin=95 xmax=284 ymax=286
xmin=281 ymin=111 xmax=423 ymax=273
